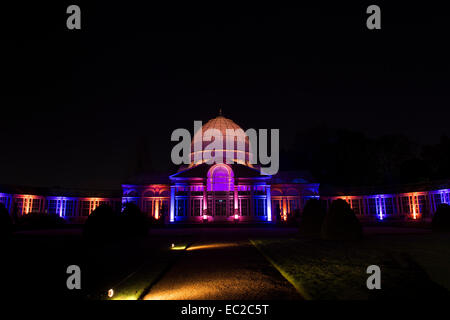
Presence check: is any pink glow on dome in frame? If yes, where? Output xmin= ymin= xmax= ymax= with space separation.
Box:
xmin=190 ymin=116 xmax=253 ymax=166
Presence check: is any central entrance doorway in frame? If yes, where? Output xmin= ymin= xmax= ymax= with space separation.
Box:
xmin=215 ymin=198 xmax=227 ymax=216
xmin=207 ymin=192 xmax=233 ymax=221
xmin=205 ymin=164 xmax=236 ymax=221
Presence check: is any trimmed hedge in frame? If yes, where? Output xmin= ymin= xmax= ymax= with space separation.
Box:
xmin=83 ymin=204 xmax=120 ymax=240
xmin=16 ymin=212 xmax=66 ymax=229
xmin=432 ymin=203 xmax=450 ymax=232
xmin=83 ymin=203 xmax=150 ymax=240
xmin=121 ymin=202 xmax=149 ymax=237
xmin=299 ymin=199 xmax=326 ymax=235
xmin=0 ymin=203 xmax=13 ymax=238
xmin=321 ymin=199 xmax=362 ymax=241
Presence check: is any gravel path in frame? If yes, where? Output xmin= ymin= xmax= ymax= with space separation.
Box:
xmin=143 ymin=239 xmax=302 ymax=300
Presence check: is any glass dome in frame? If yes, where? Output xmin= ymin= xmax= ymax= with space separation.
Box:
xmin=190 ymin=115 xmax=253 ymax=167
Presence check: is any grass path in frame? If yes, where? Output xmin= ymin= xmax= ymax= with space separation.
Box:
xmin=251 ymin=232 xmax=450 ymax=300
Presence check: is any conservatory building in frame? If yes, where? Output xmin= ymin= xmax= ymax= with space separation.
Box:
xmin=2 ymin=114 xmax=448 ymax=224
xmin=121 ymin=115 xmax=320 ymax=223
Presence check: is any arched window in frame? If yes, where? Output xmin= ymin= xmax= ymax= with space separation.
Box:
xmin=159 ymin=189 xmax=170 ymax=197
xmin=207 ymin=164 xmax=234 ymax=192
xmin=143 ymin=190 xmax=155 ymax=197
xmin=126 ymin=191 xmax=138 ymax=197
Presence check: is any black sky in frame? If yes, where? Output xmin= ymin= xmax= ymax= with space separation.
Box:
xmin=2 ymin=2 xmax=449 ymax=189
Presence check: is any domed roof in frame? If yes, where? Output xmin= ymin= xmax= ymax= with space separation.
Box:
xmin=190 ymin=115 xmax=253 ymax=167
xmin=199 ymin=116 xmax=242 ymax=134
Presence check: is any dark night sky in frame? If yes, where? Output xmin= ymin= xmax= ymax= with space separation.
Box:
xmin=2 ymin=2 xmax=449 ymax=189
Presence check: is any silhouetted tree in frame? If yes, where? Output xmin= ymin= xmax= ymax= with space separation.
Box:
xmin=275 ymin=203 xmax=282 ymax=222
xmin=321 ymin=199 xmax=362 ymax=241
xmin=291 ymin=127 xmax=377 ymax=186
xmin=299 ymin=199 xmax=326 ymax=235
xmin=374 ymin=134 xmax=419 ymax=184
xmin=285 ymin=209 xmax=301 ymax=226
xmin=0 ymin=203 xmax=12 ymax=238
xmin=432 ymin=203 xmax=450 ymax=232
xmin=160 ymin=202 xmax=167 ymax=222
xmin=83 ymin=204 xmax=120 ymax=240
xmin=288 ymin=126 xmax=434 ymax=186
xmin=121 ymin=202 xmax=149 ymax=236
xmin=422 ymin=135 xmax=450 ymax=180
xmin=11 ymin=203 xmax=19 ymax=224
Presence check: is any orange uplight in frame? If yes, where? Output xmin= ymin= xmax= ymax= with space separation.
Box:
xmin=22 ymin=195 xmax=38 ymax=214
xmin=412 ymin=194 xmax=417 ymax=219
xmin=154 ymin=200 xmax=159 ymax=220
xmin=90 ymin=198 xmax=100 ymax=215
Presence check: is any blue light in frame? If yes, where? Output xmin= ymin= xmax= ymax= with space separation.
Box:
xmin=376 ymin=197 xmax=384 ymax=220
xmin=266 ymin=186 xmax=272 ymax=222
xmin=170 ymin=186 xmax=175 ymax=222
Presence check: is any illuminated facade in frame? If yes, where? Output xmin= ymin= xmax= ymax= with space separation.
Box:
xmin=1 ymin=115 xmax=449 ymax=223
xmin=0 ymin=186 xmax=122 ymax=223
xmin=321 ymin=184 xmax=450 ymax=221
xmin=121 ymin=164 xmax=319 ymax=224
xmin=122 ymin=115 xmax=320 ymax=223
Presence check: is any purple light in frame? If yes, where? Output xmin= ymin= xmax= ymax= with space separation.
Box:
xmin=207 ymin=164 xmax=234 ymax=192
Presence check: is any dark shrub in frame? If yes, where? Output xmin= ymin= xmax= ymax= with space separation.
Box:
xmin=284 ymin=209 xmax=301 ymax=226
xmin=148 ymin=215 xmax=165 ymax=227
xmin=286 ymin=215 xmax=298 ymax=226
xmin=321 ymin=199 xmax=362 ymax=241
xmin=83 ymin=204 xmax=120 ymax=240
xmin=299 ymin=199 xmax=326 ymax=235
xmin=16 ymin=212 xmax=66 ymax=229
xmin=293 ymin=208 xmax=301 ymax=219
xmin=275 ymin=207 xmax=282 ymax=222
xmin=0 ymin=203 xmax=13 ymax=238
xmin=121 ymin=202 xmax=149 ymax=237
xmin=432 ymin=203 xmax=450 ymax=232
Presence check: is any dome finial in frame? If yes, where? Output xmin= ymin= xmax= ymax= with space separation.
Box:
xmin=218 ymin=105 xmax=223 ymax=116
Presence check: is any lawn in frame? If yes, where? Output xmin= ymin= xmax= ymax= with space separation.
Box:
xmin=4 ymin=229 xmax=189 ymax=300
xmin=251 ymin=229 xmax=450 ymax=300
